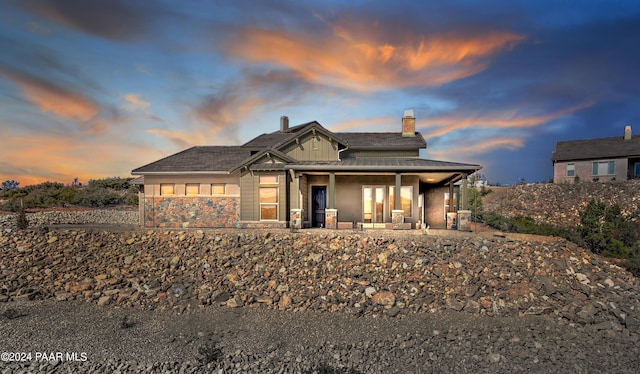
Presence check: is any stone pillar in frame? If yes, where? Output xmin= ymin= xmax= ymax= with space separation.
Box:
xmin=457 ymin=210 xmax=471 ymax=231
xmin=446 ymin=212 xmax=457 ymax=230
xmin=290 ymin=209 xmax=302 ymax=230
xmin=325 ymin=209 xmax=337 ymax=229
xmin=392 ymin=210 xmax=404 ymax=230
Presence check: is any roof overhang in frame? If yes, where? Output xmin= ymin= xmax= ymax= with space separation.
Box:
xmin=131 ymin=171 xmax=231 ymax=175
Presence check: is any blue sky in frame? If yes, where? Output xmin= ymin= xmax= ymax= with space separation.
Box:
xmin=1 ymin=0 xmax=640 ymax=185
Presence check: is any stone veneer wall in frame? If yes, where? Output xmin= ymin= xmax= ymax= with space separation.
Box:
xmin=144 ymin=197 xmax=239 ymax=228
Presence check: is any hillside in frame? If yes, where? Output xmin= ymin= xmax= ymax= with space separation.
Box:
xmin=483 ymin=180 xmax=640 ymax=227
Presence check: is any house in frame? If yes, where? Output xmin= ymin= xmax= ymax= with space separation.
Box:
xmin=131 ymin=110 xmax=481 ymax=229
xmin=552 ymin=126 xmax=640 ymax=183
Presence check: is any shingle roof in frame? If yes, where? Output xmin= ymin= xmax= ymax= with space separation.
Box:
xmin=289 ymin=158 xmax=481 ymax=172
xmin=132 ymin=146 xmax=251 ymax=173
xmin=132 ymin=122 xmax=446 ymax=174
xmin=241 ymin=133 xmax=291 ymax=149
xmin=335 ymin=132 xmax=426 ymax=149
xmin=552 ymin=135 xmax=640 ymax=162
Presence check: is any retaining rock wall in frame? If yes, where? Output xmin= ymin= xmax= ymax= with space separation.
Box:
xmin=483 ymin=179 xmax=640 ymax=227
xmin=0 ymin=209 xmax=139 ymax=229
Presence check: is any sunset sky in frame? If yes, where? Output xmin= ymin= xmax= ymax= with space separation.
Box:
xmin=1 ymin=0 xmax=640 ymax=186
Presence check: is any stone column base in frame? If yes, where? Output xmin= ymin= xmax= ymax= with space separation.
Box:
xmin=392 ymin=210 xmax=404 ymax=230
xmin=457 ymin=210 xmax=471 ymax=231
xmin=325 ymin=209 xmax=337 ymax=229
xmin=290 ymin=209 xmax=302 ymax=230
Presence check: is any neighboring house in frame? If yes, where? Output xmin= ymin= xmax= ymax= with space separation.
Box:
xmin=552 ymin=126 xmax=640 ymax=183
xmin=132 ymin=110 xmax=481 ymax=229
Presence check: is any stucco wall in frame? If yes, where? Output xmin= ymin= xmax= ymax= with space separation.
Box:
xmin=424 ymin=186 xmax=458 ymax=229
xmin=142 ymin=174 xmax=240 ymax=197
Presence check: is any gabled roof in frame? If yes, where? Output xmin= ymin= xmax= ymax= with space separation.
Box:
xmin=230 ymin=148 xmax=295 ymax=173
xmin=552 ymin=135 xmax=640 ymax=162
xmin=132 ymin=120 xmax=451 ymax=175
xmin=242 ymin=121 xmax=348 ymax=151
xmin=132 ymin=146 xmax=251 ymax=174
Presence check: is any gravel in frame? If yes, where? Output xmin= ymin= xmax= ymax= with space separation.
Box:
xmin=1 ymin=226 xmax=639 ymax=373
xmin=1 ymin=299 xmax=639 ymax=373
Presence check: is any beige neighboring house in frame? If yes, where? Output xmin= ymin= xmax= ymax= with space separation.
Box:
xmin=552 ymin=126 xmax=640 ymax=183
xmin=132 ymin=110 xmax=481 ymax=229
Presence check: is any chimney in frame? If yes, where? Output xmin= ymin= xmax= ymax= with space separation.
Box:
xmin=624 ymin=125 xmax=632 ymax=140
xmin=280 ymin=116 xmax=289 ymax=132
xmin=402 ymin=109 xmax=415 ymax=137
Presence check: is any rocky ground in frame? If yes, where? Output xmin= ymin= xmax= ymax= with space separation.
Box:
xmin=1 ymin=227 xmax=639 ymax=372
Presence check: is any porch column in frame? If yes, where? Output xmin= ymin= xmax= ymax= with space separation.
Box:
xmin=446 ymin=181 xmax=457 ymax=229
xmin=458 ymin=173 xmax=471 ymax=231
xmin=328 ymin=172 xmax=335 ymax=209
xmin=460 ymin=173 xmax=468 ymax=210
xmin=395 ymin=173 xmax=401 ymax=211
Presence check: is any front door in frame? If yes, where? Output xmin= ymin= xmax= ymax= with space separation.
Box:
xmin=311 ymin=186 xmax=326 ymax=227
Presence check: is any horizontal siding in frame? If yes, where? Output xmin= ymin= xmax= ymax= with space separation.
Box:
xmin=284 ymin=133 xmax=338 ymax=161
xmin=240 ymin=171 xmax=255 ymax=220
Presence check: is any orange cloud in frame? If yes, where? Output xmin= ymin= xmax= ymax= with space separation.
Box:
xmin=420 ymin=100 xmax=596 ymax=138
xmin=0 ymin=127 xmax=163 ymax=186
xmin=428 ymin=137 xmax=525 ymax=161
xmin=123 ymin=94 xmax=150 ymax=111
xmin=145 ymin=128 xmax=193 ymax=148
xmin=328 ymin=116 xmax=397 ymax=132
xmin=0 ymin=68 xmax=99 ymax=122
xmin=226 ymin=26 xmax=524 ymax=91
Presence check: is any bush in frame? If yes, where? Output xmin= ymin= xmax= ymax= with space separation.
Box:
xmin=16 ymin=207 xmax=28 ymax=229
xmin=0 ymin=177 xmax=139 ymax=211
xmin=482 ymin=199 xmax=640 ymax=275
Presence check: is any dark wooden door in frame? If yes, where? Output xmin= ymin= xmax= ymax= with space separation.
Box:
xmin=311 ymin=186 xmax=326 ymax=227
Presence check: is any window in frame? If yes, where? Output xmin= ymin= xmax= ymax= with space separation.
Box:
xmin=186 ymin=184 xmax=199 ymax=195
xmin=389 ymin=186 xmax=413 ymax=217
xmin=363 ymin=186 xmax=385 ymax=223
xmin=212 ymin=184 xmax=226 ymax=194
xmin=259 ymin=175 xmax=279 ymax=220
xmin=259 ymin=175 xmax=278 ymax=184
xmin=259 ymin=187 xmax=278 ymax=220
xmin=160 ymin=184 xmax=175 ymax=196
xmin=566 ymin=164 xmax=575 ymax=177
xmin=592 ymin=161 xmax=614 ymax=176
xmin=444 ymin=192 xmax=458 ymax=219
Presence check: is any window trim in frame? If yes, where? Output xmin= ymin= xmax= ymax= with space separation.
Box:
xmin=566 ymin=163 xmax=575 ymax=177
xmin=259 ymin=186 xmax=279 ymax=221
xmin=592 ymin=161 xmax=615 ymax=176
xmin=259 ymin=175 xmax=279 ymax=185
xmin=185 ymin=183 xmax=200 ymax=196
xmin=160 ymin=184 xmax=175 ymax=196
xmin=212 ymin=183 xmax=226 ymax=195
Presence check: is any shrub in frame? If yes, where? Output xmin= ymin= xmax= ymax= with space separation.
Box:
xmin=197 ymin=340 xmax=223 ymax=364
xmin=16 ymin=207 xmax=28 ymax=229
